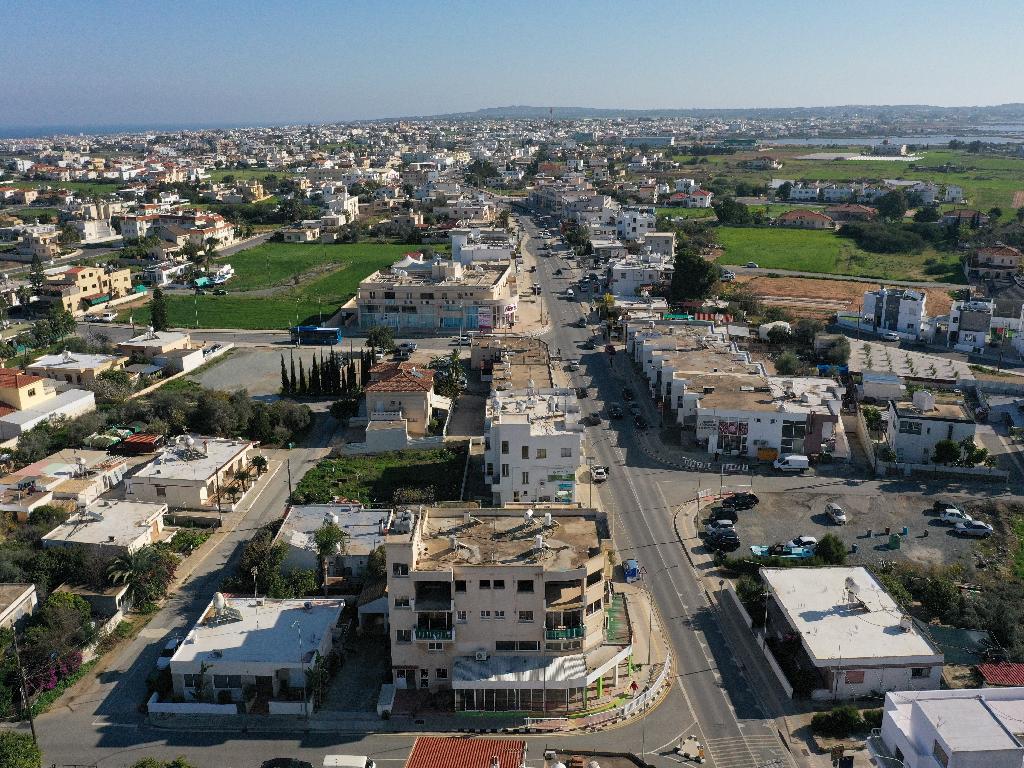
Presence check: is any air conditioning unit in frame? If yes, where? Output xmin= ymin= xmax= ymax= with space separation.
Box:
xmin=475 ymin=650 xmax=489 ymax=662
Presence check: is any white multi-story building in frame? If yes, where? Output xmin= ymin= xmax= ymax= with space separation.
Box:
xmin=607 ymin=250 xmax=674 ymax=297
xmin=762 ymin=566 xmax=943 ymax=701
xmin=885 ymin=390 xmax=977 ymax=464
xmin=787 ymin=183 xmax=820 ymax=202
xmin=869 ymin=687 xmax=1024 ymax=768
xmin=862 ymin=287 xmax=927 ymax=339
xmin=949 ymin=298 xmax=994 ymax=352
xmin=385 ymin=505 xmax=630 ymax=710
xmin=484 ymin=386 xmax=585 ymax=505
xmin=615 ymin=207 xmax=656 ymax=241
xmin=450 ymin=228 xmax=515 ymax=264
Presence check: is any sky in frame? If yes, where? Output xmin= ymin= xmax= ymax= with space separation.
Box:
xmin=2 ymin=0 xmax=1020 ymax=130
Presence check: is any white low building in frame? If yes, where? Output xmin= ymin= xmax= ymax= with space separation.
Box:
xmin=168 ymin=595 xmax=344 ymax=709
xmin=41 ymin=499 xmax=168 ymax=555
xmin=885 ymin=390 xmax=977 ymax=465
xmin=607 ymin=250 xmax=674 ymax=297
xmin=277 ymin=503 xmax=393 ymax=580
xmin=762 ymin=566 xmax=943 ymax=701
xmin=869 ymin=687 xmax=1024 ymax=768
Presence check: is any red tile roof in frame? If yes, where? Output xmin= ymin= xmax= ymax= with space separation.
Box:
xmin=0 ymin=368 xmax=44 ymax=389
xmin=365 ymin=362 xmax=435 ymax=393
xmin=405 ymin=737 xmax=525 ymax=768
xmin=777 ymin=209 xmax=834 ymax=223
xmin=978 ymin=662 xmax=1024 ymax=687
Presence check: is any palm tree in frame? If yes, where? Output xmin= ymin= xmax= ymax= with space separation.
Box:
xmin=313 ymin=522 xmax=349 ymax=595
xmin=107 ymin=548 xmax=156 ymax=608
xmin=234 ymin=468 xmax=251 ymax=492
xmin=251 ymin=455 xmax=268 ymax=476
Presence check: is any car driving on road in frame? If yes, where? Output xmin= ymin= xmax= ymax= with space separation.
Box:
xmin=591 ymin=465 xmax=608 ymax=482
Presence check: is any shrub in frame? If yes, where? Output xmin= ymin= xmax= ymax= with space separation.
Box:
xmin=811 ymin=705 xmax=864 ymax=738
xmin=816 ymin=534 xmax=847 ymax=565
xmin=775 ymin=351 xmax=803 ymax=376
xmin=863 ymin=708 xmax=883 ymax=729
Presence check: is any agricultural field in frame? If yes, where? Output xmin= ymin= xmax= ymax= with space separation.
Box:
xmin=669 ymin=147 xmax=1024 ymax=221
xmin=715 ymin=226 xmax=965 ymax=282
xmin=656 ymin=206 xmax=717 ymax=219
xmin=126 ymin=242 xmax=412 ymax=329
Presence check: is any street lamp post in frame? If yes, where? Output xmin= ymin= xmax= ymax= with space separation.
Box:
xmin=291 ymin=620 xmax=308 ymax=720
xmin=251 ymin=566 xmax=258 ymax=600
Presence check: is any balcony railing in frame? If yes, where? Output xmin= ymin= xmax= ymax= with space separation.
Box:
xmin=415 ymin=627 xmax=454 ymax=641
xmin=545 ymin=626 xmax=584 ymax=640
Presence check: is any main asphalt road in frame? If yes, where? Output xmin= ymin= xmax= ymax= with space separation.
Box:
xmin=28 ymin=214 xmax=805 ymax=768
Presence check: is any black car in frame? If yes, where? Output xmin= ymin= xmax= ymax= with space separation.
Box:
xmin=633 ymin=414 xmax=647 ymax=429
xmin=622 ymin=387 xmax=634 ymax=401
xmin=608 ymin=404 xmax=624 ymax=419
xmin=212 ymin=288 xmax=228 ymax=295
xmin=582 ymin=340 xmax=596 ymax=350
xmin=722 ymin=492 xmax=760 ymax=511
xmin=706 ymin=528 xmax=741 ymax=551
xmin=710 ymin=506 xmax=738 ymax=523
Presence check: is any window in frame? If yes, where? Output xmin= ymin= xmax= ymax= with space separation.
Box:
xmin=183 ymin=673 xmax=203 ymax=688
xmin=496 ymin=640 xmax=516 ymax=651
xmin=911 ymin=667 xmax=930 ymax=678
xmin=479 ymin=579 xmax=491 ymax=589
xmin=518 ymin=611 xmax=534 ymax=623
xmin=501 ymin=441 xmax=509 ymax=454
xmin=435 ymin=668 xmax=448 ymax=680
xmin=456 ymin=610 xmax=467 ymax=623
xmin=392 ymin=563 xmax=409 ymax=577
xmin=420 ymin=669 xmax=429 ymax=679
xmin=427 ymin=641 xmax=443 ymax=652
xmin=394 ymin=597 xmax=410 ymax=609
xmin=213 ymin=674 xmax=242 ymax=689
xmin=494 ymin=610 xmax=505 ymax=620
xmin=517 ymin=640 xmax=539 ymax=651
xmin=517 ymin=580 xmax=534 ymax=593
xmin=486 ymin=462 xmax=493 ymax=476
xmin=844 ymin=670 xmax=865 ymax=684
xmin=396 ymin=630 xmax=411 ymax=643
xmin=521 ymin=471 xmax=529 ymax=485
xmin=454 ymin=580 xmax=466 ymax=593
xmin=481 ymin=610 xmax=492 ymax=619
xmin=27 ymin=388 xmax=36 ymax=397
xmin=932 ymin=742 xmax=949 ymax=768
xmin=536 ymin=448 xmax=547 ymax=459
xmin=501 ymin=464 xmax=509 ymax=478
xmin=898 ymin=420 xmax=922 ymax=435
xmin=155 ymin=486 xmax=167 ymax=498
xmin=493 ymin=579 xmax=505 ymax=590
xmin=522 ymin=445 xmax=529 ymax=459
xmin=561 ymin=447 xmax=572 ymax=458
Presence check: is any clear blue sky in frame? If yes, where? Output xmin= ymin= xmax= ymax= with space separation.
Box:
xmin=2 ymin=0 xmax=1018 ymax=129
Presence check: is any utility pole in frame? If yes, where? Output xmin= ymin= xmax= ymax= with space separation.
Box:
xmin=286 ymin=458 xmax=293 ymax=497
xmin=12 ymin=634 xmax=37 ymax=745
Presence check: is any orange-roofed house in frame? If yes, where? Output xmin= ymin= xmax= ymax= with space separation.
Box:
xmin=364 ymin=361 xmax=450 ymax=437
xmin=774 ymin=209 xmax=836 ymax=230
xmin=404 ymin=738 xmax=525 ymax=768
xmin=0 ymin=367 xmax=96 ymax=440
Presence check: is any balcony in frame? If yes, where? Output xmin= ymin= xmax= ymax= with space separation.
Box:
xmin=545 ymin=626 xmax=584 ymax=640
xmin=415 ymin=627 xmax=454 ymax=641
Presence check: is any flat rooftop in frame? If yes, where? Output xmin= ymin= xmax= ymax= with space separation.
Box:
xmin=486 ymin=388 xmax=582 ymax=433
xmin=892 ymin=396 xmax=971 ymax=422
xmin=883 ymin=689 xmax=1024 ymax=754
xmin=694 ymin=374 xmax=842 ymax=413
xmin=0 ymin=583 xmax=34 ymax=613
xmin=29 ymin=352 xmax=127 ymax=371
xmin=762 ymin=566 xmax=942 ymax=665
xmin=403 ymin=508 xmax=603 ymax=572
xmin=43 ymin=500 xmax=167 ymax=547
xmin=120 ymin=330 xmax=190 ymax=347
xmin=16 ymin=448 xmax=125 ymax=479
xmin=847 ymin=338 xmax=973 ymax=380
xmin=278 ymin=504 xmax=392 ymax=557
xmin=172 ymin=597 xmax=344 ymax=666
xmin=132 ymin=436 xmax=251 ymax=481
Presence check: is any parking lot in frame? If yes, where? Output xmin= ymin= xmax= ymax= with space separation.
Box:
xmin=701 ymin=490 xmax=992 ymax=567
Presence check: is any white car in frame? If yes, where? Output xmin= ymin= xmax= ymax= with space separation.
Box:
xmin=92 ymin=310 xmax=118 ymax=323
xmin=939 ymin=507 xmax=973 ymax=525
xmin=880 ymin=331 xmax=900 ymax=342
xmin=786 ymin=536 xmax=818 ymax=550
xmin=591 ymin=465 xmax=608 ymax=482
xmin=825 ymin=502 xmax=848 ymax=525
xmin=705 ymin=518 xmax=735 ymax=536
xmin=155 ymin=636 xmax=182 ymax=670
xmin=565 ymin=288 xmax=575 ymax=298
xmin=397 ymin=341 xmax=418 ymax=352
xmin=955 ymin=520 xmax=993 ymax=538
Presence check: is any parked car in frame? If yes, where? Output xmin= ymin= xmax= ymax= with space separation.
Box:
xmin=706 ymin=528 xmax=741 ymax=551
xmin=785 ymin=536 xmax=818 ymax=550
xmin=452 ymin=336 xmax=471 ymax=346
xmin=722 ymin=492 xmax=759 ymax=510
xmin=955 ymin=520 xmax=994 ymax=538
xmin=720 ymin=270 xmax=736 ymax=282
xmin=773 ymin=454 xmax=810 ymax=472
xmin=565 ymin=288 xmax=575 ymax=298
xmin=624 ymin=558 xmax=641 ymax=583
xmin=591 ymin=465 xmax=608 ymax=482
xmin=608 ymin=404 xmax=624 ymax=419
xmin=212 ymin=288 xmax=228 ymax=295
xmin=398 ymin=342 xmax=418 ymax=352
xmin=705 ymin=518 xmax=735 ymax=536
xmin=582 ymin=339 xmax=596 ymax=350
xmin=710 ymin=506 xmax=738 ymax=523
xmin=745 ymin=262 xmax=759 ymax=268
xmin=825 ymin=502 xmax=848 ymax=524
xmin=393 ymin=350 xmax=411 ymax=361
xmin=94 ymin=310 xmax=118 ymax=323
xmin=939 ymin=507 xmax=973 ymax=525
xmin=880 ymin=331 xmax=900 ymax=342
xmin=565 ymin=360 xmax=580 ymax=371
xmin=156 ymin=636 xmax=182 ymax=670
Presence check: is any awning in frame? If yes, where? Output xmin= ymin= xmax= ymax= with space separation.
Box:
xmin=453 ymin=654 xmax=587 ymax=690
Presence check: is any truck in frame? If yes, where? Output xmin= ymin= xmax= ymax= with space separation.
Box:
xmin=323 ymin=758 xmax=375 ymax=768
xmin=624 ymin=558 xmax=641 ymax=584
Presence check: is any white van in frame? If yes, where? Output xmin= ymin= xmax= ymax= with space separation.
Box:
xmin=324 ymin=757 xmax=375 ymax=768
xmin=773 ymin=454 xmax=810 ymax=472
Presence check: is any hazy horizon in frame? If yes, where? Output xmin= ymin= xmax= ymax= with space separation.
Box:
xmin=3 ymin=0 xmax=1022 ymax=130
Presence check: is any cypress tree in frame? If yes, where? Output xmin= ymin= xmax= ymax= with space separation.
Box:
xmin=289 ymin=353 xmax=297 ymax=393
xmin=310 ymin=356 xmax=321 ymax=396
xmin=280 ymin=355 xmax=290 ymax=395
xmin=298 ymin=359 xmax=307 ymax=395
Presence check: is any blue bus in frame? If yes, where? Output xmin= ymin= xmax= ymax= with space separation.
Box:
xmin=290 ymin=326 xmax=343 ymax=345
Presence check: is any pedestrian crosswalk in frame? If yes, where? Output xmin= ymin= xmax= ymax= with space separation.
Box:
xmin=702 ymin=732 xmax=794 ymax=768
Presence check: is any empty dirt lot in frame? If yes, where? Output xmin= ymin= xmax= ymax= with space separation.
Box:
xmin=735 ymin=275 xmax=954 ymax=318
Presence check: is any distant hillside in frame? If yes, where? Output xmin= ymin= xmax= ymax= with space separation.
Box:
xmin=427 ymin=103 xmax=1024 ymax=122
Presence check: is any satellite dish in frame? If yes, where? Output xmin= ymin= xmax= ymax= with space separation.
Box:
xmin=524 ymin=509 xmax=534 ymax=523
xmin=213 ymin=592 xmax=226 ymax=612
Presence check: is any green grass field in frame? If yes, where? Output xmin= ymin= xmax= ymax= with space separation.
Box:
xmin=715 ymin=227 xmax=965 ymax=282
xmin=208 ymin=169 xmax=288 ymax=182
xmin=7 ymin=207 xmax=60 ymax=222
xmin=14 ymin=180 xmax=126 ymax=196
xmin=126 ymin=242 xmax=414 ymax=329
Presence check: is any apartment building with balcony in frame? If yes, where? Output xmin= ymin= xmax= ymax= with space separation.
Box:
xmin=484 ymin=386 xmax=585 ymax=505
xmin=356 ymin=254 xmax=517 ymax=332
xmin=386 ymin=505 xmax=630 ymax=711
xmin=35 ymin=265 xmax=134 ymax=315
